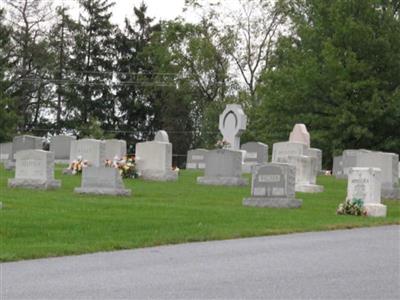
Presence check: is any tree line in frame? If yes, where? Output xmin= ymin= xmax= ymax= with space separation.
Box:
xmin=0 ymin=0 xmax=399 ymax=167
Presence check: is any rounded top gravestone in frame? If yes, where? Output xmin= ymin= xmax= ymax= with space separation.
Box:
xmin=289 ymin=124 xmax=310 ymax=147
xmin=218 ymin=104 xmax=247 ymax=150
xmin=154 ymin=130 xmax=169 ymax=143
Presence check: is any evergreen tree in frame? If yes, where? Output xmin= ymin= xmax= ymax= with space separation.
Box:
xmin=69 ymin=0 xmax=116 ymax=132
xmin=255 ymin=0 xmax=400 ymax=165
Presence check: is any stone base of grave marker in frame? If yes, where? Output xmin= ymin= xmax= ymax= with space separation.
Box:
xmin=197 ymin=176 xmax=248 ymax=186
xmin=139 ymin=169 xmax=178 ymax=181
xmin=8 ymin=178 xmax=61 ymax=190
xmin=295 ymin=183 xmax=324 ymax=193
xmin=364 ymin=203 xmax=387 ymax=217
xmin=243 ymin=197 xmax=302 ymax=208
xmin=74 ymin=187 xmax=131 ymax=196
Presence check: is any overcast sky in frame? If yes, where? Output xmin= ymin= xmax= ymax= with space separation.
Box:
xmin=57 ymin=0 xmax=195 ymax=27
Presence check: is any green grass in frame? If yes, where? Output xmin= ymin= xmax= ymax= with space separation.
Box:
xmin=0 ymin=164 xmax=399 ymax=262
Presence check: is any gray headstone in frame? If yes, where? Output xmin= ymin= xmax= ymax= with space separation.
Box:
xmin=5 ymin=135 xmax=43 ymax=170
xmin=74 ymin=166 xmax=131 ymax=196
xmin=197 ymin=149 xmax=248 ymax=186
xmin=272 ymin=141 xmax=308 ymax=163
xmin=243 ymin=163 xmax=302 ymax=208
xmin=50 ymin=135 xmax=76 ymax=161
xmin=341 ymin=149 xmax=371 ymax=177
xmin=105 ymin=139 xmax=127 ymax=160
xmin=0 ymin=142 xmax=12 ymax=161
xmin=186 ymin=149 xmax=209 ymax=169
xmin=332 ymin=155 xmax=343 ymax=178
xmin=69 ymin=139 xmax=105 ymax=167
xmin=356 ymin=151 xmax=399 ymax=199
xmin=154 ymin=130 xmax=169 ymax=143
xmin=241 ymin=142 xmax=268 ymax=164
xmin=8 ymin=150 xmax=61 ymax=189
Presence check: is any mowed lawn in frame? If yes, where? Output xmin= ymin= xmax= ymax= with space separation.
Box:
xmin=0 ymin=164 xmax=399 ymax=262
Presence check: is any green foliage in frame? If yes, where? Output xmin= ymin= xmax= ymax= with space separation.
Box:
xmin=254 ymin=0 xmax=400 ymax=166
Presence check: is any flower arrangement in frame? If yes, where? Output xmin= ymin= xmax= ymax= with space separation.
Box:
xmin=215 ymin=139 xmax=230 ymax=149
xmin=105 ymin=156 xmax=137 ymax=179
xmin=336 ymin=198 xmax=367 ymax=216
xmin=68 ymin=156 xmax=89 ymax=175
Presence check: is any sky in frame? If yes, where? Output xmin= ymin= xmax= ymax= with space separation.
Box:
xmin=58 ymin=0 xmax=195 ymax=27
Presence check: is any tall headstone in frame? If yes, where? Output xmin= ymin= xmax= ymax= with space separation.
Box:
xmin=197 ymin=149 xmax=248 ymax=186
xmin=241 ymin=142 xmax=268 ymax=173
xmin=243 ymin=163 xmax=302 ymax=208
xmin=50 ymin=135 xmax=76 ymax=163
xmin=105 ymin=139 xmax=127 ymax=160
xmin=347 ymin=167 xmax=386 ymax=217
xmin=287 ymin=155 xmax=323 ymax=193
xmin=69 ymin=139 xmax=105 ymax=167
xmin=135 ymin=130 xmax=177 ymax=181
xmin=74 ymin=166 xmax=131 ymax=196
xmin=272 ymin=141 xmax=308 ymax=163
xmin=218 ymin=104 xmax=247 ymax=150
xmin=186 ymin=149 xmax=208 ymax=169
xmin=0 ymin=142 xmax=12 ymax=162
xmin=289 ymin=124 xmax=310 ymax=147
xmin=8 ymin=150 xmax=61 ymax=189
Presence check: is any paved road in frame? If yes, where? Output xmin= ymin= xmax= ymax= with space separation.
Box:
xmin=1 ymin=226 xmax=400 ymax=299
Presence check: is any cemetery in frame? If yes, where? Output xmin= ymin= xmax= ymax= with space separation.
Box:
xmin=0 ymin=103 xmax=399 ymax=262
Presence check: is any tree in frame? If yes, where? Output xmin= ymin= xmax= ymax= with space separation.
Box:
xmin=5 ymin=0 xmax=53 ymax=132
xmin=256 ymin=0 xmax=400 ymax=166
xmin=69 ymin=0 xmax=116 ymax=130
xmin=0 ymin=8 xmax=18 ymax=142
xmin=185 ymin=0 xmax=289 ymax=104
xmin=48 ymin=6 xmax=79 ymax=133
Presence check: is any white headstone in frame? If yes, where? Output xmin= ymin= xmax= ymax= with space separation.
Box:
xmin=288 ymin=155 xmax=323 ymax=193
xmin=135 ymin=131 xmax=177 ymax=181
xmin=105 ymin=139 xmax=127 ymax=160
xmin=306 ymin=148 xmax=322 ymax=173
xmin=69 ymin=139 xmax=105 ymax=167
xmin=5 ymin=135 xmax=43 ymax=170
xmin=74 ymin=166 xmax=131 ymax=196
xmin=333 ymin=155 xmax=344 ymax=178
xmin=154 ymin=130 xmax=169 ymax=143
xmin=8 ymin=150 xmax=61 ymax=189
xmin=197 ymin=149 xmax=248 ymax=186
xmin=272 ymin=141 xmax=308 ymax=163
xmin=243 ymin=163 xmax=302 ymax=208
xmin=289 ymin=124 xmax=310 ymax=147
xmin=218 ymin=104 xmax=247 ymax=150
xmin=347 ymin=167 xmax=386 ymax=217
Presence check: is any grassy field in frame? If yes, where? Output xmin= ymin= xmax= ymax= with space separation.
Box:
xmin=0 ymin=164 xmax=399 ymax=262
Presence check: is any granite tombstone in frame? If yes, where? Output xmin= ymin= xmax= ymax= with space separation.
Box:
xmin=243 ymin=163 xmax=302 ymax=208
xmin=8 ymin=150 xmax=60 ymax=189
